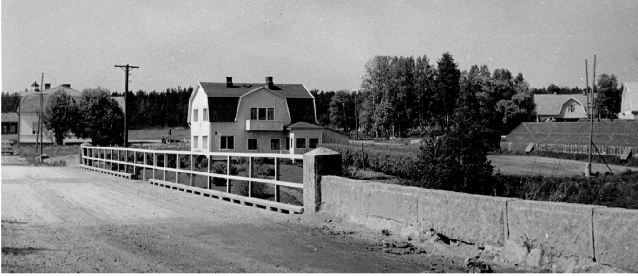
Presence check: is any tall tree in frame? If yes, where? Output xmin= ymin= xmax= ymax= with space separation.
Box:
xmin=433 ymin=52 xmax=461 ymax=127
xmin=43 ymin=90 xmax=79 ymax=145
xmin=74 ymin=87 xmax=124 ymax=146
xmin=596 ymin=74 xmax=621 ymax=119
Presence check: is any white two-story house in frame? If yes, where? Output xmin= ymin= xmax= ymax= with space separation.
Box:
xmin=187 ymin=76 xmax=347 ymax=154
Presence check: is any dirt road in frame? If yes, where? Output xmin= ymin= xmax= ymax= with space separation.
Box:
xmin=1 ymin=164 xmax=526 ymax=273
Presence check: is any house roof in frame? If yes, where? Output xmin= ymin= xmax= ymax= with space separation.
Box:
xmin=533 ymin=93 xmax=592 ymax=115
xmin=192 ymin=80 xmax=316 ymax=123
xmin=286 ymin=121 xmax=324 ymax=130
xmin=1 ymin=113 xmax=19 ymax=122
xmin=19 ymin=86 xmax=83 ymax=113
xmin=621 ymin=82 xmax=638 ymax=112
xmin=504 ymin=121 xmax=638 ymax=148
xmin=199 ymin=82 xmax=313 ymax=99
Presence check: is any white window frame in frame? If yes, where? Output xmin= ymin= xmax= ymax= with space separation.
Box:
xmin=309 ymin=138 xmax=319 ymax=149
xmin=202 ymin=136 xmax=208 ymax=149
xmin=220 ymin=136 xmax=235 ymax=150
xmin=250 ymin=107 xmax=275 ymax=121
xmin=193 ymin=135 xmax=199 ymax=149
xmin=247 ymin=138 xmax=258 ymax=151
xmin=270 ymin=138 xmax=280 ymax=150
xmin=296 ymin=138 xmax=306 ymax=149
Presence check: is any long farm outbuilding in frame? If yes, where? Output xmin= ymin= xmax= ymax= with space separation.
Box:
xmin=501 ymin=121 xmax=638 ymax=160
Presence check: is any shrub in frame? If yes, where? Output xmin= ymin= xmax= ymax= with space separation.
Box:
xmin=414 ymin=122 xmax=496 ymax=194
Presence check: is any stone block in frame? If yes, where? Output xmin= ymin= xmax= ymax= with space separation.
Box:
xmin=320 ymin=176 xmax=365 ymax=217
xmin=361 ymin=184 xmax=419 ymax=226
xmin=417 ymin=189 xmax=511 ymax=246
xmin=593 ymin=207 xmax=638 ymax=272
xmin=507 ymin=200 xmax=594 ymax=259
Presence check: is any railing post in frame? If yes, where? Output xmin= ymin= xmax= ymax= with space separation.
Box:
xmin=303 ymin=148 xmax=342 ymax=213
xmin=248 ymin=157 xmax=253 ymax=197
xmin=163 ymin=153 xmax=167 ymax=181
xmin=176 ymin=154 xmax=180 ymax=184
xmin=207 ymin=155 xmax=211 ymax=189
xmin=189 ymin=154 xmax=194 ymax=186
xmin=274 ymin=157 xmax=280 ymax=202
xmin=143 ymin=152 xmax=147 ymax=180
xmin=133 ymin=150 xmax=137 ymax=177
xmin=226 ymin=155 xmax=230 ymax=193
xmin=153 ymin=153 xmax=157 ymax=180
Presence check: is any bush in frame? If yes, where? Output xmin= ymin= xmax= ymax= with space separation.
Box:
xmin=496 ymin=170 xmax=638 ymax=209
xmin=414 ymin=122 xmax=496 ymax=195
xmin=322 ymin=143 xmax=417 ymax=180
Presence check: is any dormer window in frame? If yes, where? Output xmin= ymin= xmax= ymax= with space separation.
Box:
xmin=250 ymin=108 xmax=275 ymax=120
xmin=568 ymin=105 xmax=575 ymax=113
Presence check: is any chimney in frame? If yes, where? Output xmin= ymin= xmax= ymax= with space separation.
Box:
xmin=226 ymin=77 xmax=233 ymax=88
xmin=44 ymin=83 xmax=51 ymax=90
xmin=62 ymin=84 xmax=71 ymax=88
xmin=265 ymin=76 xmax=273 ymax=89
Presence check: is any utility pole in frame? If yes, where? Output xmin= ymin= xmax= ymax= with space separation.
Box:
xmin=588 ymin=56 xmax=597 ymax=177
xmin=114 ymin=64 xmax=139 ymax=147
xmin=39 ymin=73 xmax=44 ymax=155
xmin=585 ymin=60 xmax=594 ymax=178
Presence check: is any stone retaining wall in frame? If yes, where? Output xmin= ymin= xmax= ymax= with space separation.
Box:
xmin=319 ymin=176 xmax=638 ymax=272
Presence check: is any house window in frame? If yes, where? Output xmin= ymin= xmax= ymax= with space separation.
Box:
xmin=2 ymin=125 xmax=6 ymax=134
xmin=203 ymin=136 xmax=208 ymax=149
xmin=271 ymin=139 xmax=280 ymax=150
xmin=568 ymin=105 xmax=575 ymax=113
xmin=251 ymin=108 xmax=275 ymax=121
xmin=248 ymin=138 xmax=258 ymax=151
xmin=10 ymin=124 xmax=16 ymax=134
xmin=286 ymin=138 xmax=290 ymax=150
xmin=221 ymin=136 xmax=234 ymax=150
xmin=309 ymin=138 xmax=319 ymax=148
xmin=267 ymin=108 xmax=274 ymax=120
xmin=32 ymin=122 xmax=38 ymax=134
xmin=203 ymin=108 xmax=208 ymax=121
xmin=296 ymin=138 xmax=306 ymax=149
xmin=258 ymin=108 xmax=266 ymax=120
xmin=193 ymin=108 xmax=198 ymax=122
xmin=193 ymin=136 xmax=199 ymax=149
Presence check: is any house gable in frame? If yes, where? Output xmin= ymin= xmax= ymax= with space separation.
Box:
xmin=235 ymin=87 xmax=291 ymax=123
xmin=558 ymin=98 xmax=587 ymax=119
xmin=620 ymin=82 xmax=638 ymax=114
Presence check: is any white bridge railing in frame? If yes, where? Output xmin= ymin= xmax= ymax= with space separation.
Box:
xmin=80 ymin=145 xmax=305 ymax=210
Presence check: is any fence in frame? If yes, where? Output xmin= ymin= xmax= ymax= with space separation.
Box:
xmin=79 ymin=145 xmax=307 ymax=213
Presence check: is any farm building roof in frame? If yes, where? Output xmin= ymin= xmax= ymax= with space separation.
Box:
xmin=533 ymin=93 xmax=592 ymax=115
xmin=504 ymin=121 xmax=638 ymax=148
xmin=199 ymin=82 xmax=313 ymax=99
xmin=1 ymin=113 xmax=18 ymax=122
xmin=285 ymin=121 xmax=324 ymax=130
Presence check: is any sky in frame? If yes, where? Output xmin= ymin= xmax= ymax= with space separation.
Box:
xmin=2 ymin=0 xmax=638 ymax=94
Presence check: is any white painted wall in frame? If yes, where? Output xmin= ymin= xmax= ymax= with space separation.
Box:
xmin=190 ymin=86 xmax=210 ymax=151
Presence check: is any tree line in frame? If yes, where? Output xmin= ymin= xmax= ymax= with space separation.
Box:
xmin=111 ymin=86 xmax=193 ymax=129
xmin=312 ymin=53 xmax=625 ymax=141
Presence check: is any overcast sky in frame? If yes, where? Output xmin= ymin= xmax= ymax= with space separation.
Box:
xmin=2 ymin=0 xmax=637 ymax=93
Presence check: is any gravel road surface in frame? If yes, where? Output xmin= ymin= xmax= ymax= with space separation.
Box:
xmin=2 ymin=164 xmax=527 ymax=273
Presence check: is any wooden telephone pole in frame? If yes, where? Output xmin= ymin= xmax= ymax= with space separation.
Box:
xmin=114 ymin=64 xmax=139 ymax=147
